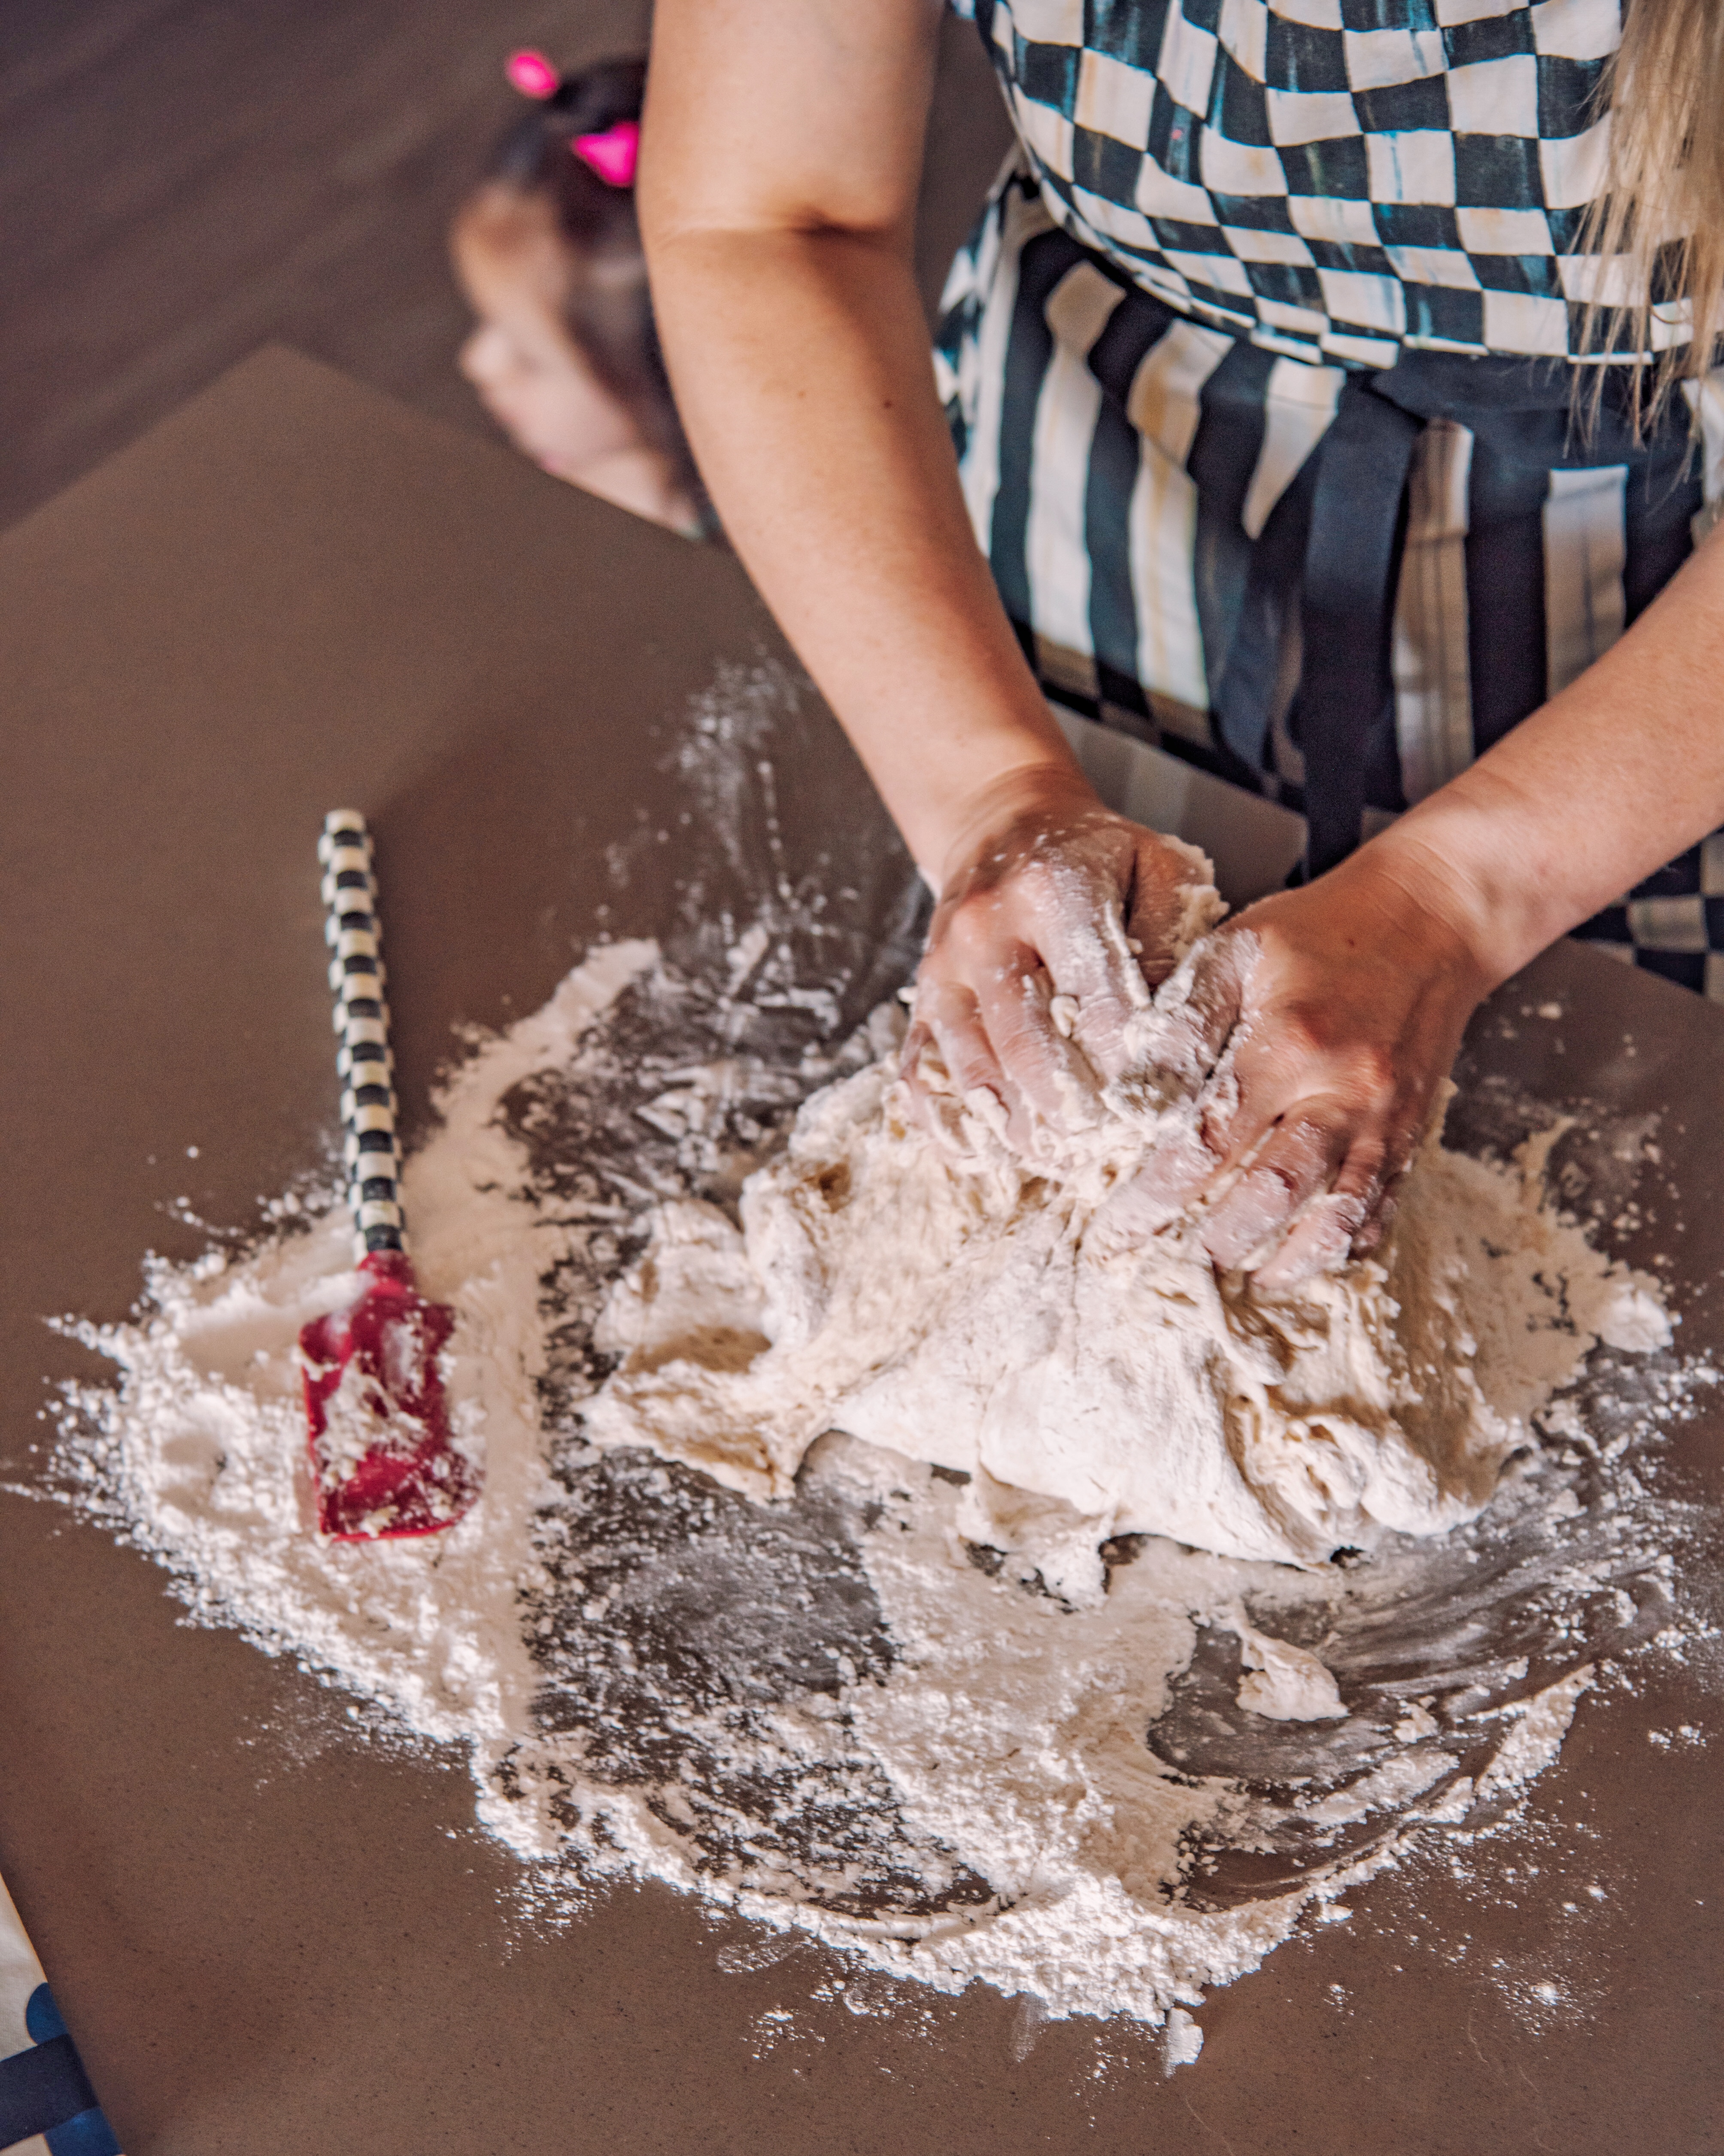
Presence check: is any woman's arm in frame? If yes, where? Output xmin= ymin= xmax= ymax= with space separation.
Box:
xmin=1370 ymin=523 xmax=1724 ymax=980
xmin=640 ymin=0 xmax=1062 ymax=873
xmin=640 ymin=0 xmax=1207 ymax=1129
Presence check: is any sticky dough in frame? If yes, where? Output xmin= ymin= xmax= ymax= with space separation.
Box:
xmin=588 ymin=960 xmax=1668 ymax=1599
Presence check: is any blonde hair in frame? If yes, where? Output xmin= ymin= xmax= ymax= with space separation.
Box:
xmin=1585 ymin=0 xmax=1724 ymax=423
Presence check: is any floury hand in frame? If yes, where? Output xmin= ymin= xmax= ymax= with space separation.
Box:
xmin=1099 ymin=848 xmax=1491 ymax=1285
xmin=901 ymin=767 xmax=1222 ymax=1156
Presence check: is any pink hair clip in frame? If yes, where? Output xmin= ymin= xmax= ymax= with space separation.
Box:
xmin=505 ymin=49 xmax=560 ymax=100
xmin=570 ymin=119 xmax=640 ymax=188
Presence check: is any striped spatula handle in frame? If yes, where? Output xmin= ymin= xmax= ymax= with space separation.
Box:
xmin=319 ymin=811 xmax=405 ymax=1261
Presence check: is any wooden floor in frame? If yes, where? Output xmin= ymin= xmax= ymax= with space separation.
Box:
xmin=2 ymin=0 xmax=1011 ymax=532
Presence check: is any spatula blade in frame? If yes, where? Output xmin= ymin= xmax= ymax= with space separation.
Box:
xmin=299 ymin=1251 xmax=480 ymax=1540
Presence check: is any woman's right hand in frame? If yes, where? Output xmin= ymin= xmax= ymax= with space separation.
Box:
xmin=1097 ymin=842 xmax=1496 ymax=1283
xmin=901 ymin=764 xmax=1220 ymax=1151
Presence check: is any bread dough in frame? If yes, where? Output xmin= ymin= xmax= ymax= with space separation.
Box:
xmin=588 ymin=985 xmax=1668 ymax=1599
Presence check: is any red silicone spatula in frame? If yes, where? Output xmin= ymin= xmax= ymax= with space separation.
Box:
xmin=297 ymin=811 xmax=480 ymax=1540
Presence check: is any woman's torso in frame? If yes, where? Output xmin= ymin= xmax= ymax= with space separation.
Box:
xmin=939 ymin=0 xmax=1724 ymax=996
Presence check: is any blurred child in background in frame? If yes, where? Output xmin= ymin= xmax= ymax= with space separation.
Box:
xmin=451 ymin=53 xmax=713 ymax=538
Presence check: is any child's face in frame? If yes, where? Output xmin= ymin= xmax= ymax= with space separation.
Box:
xmin=454 ymin=221 xmax=641 ymax=486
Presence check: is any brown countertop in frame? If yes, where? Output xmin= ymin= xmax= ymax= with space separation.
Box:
xmin=1 ymin=347 xmax=1718 ymax=2156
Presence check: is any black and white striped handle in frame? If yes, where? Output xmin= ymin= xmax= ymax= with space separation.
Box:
xmin=319 ymin=811 xmax=405 ymax=1259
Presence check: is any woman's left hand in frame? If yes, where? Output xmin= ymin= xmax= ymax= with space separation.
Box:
xmin=900 ymin=765 xmax=1217 ymax=1152
xmin=1101 ymin=845 xmax=1495 ymax=1285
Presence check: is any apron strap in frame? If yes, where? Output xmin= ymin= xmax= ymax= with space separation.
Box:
xmin=1297 ymin=376 xmax=1426 ymax=876
xmin=1212 ymin=447 xmax=1322 ymax=777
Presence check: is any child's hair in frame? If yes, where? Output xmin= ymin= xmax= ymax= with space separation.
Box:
xmin=467 ymin=54 xmax=708 ymax=523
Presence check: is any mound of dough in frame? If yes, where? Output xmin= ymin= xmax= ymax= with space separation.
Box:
xmin=587 ymin=1032 xmax=1667 ymax=1598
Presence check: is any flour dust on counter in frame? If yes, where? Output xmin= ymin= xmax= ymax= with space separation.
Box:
xmin=30 ymin=672 xmax=1720 ymax=2031
xmin=36 ymin=918 xmax=1717 ymax=2032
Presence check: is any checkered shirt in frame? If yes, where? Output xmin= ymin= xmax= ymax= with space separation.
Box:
xmin=950 ymin=0 xmax=1686 ymax=370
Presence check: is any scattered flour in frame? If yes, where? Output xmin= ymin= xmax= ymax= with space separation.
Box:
xmin=36 ymin=922 xmax=1714 ymax=2035
xmin=1162 ymin=2006 xmax=1204 ymax=2074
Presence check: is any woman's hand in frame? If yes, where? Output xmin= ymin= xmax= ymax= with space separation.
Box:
xmin=1102 ymin=844 xmax=1496 ymax=1286
xmin=901 ymin=765 xmax=1219 ymax=1149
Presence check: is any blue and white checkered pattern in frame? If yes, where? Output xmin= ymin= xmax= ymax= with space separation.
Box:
xmin=1572 ymin=834 xmax=1724 ymax=1000
xmin=950 ymin=0 xmax=1683 ymax=370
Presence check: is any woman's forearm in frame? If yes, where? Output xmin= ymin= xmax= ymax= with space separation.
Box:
xmin=642 ymin=176 xmax=1081 ymax=881
xmin=1360 ymin=525 xmax=1724 ymax=988
xmin=645 ymin=219 xmax=1081 ymax=877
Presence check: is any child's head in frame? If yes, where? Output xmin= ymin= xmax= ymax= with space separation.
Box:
xmin=452 ymin=54 xmax=707 ymax=537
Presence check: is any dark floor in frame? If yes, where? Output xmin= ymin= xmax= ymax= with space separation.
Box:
xmin=2 ymin=0 xmax=1011 ymax=533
